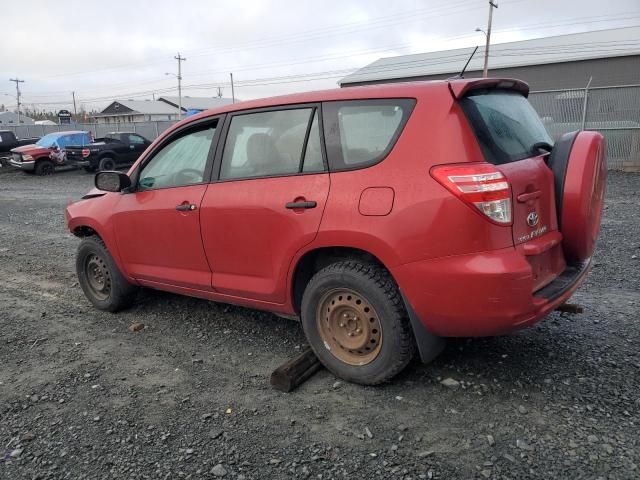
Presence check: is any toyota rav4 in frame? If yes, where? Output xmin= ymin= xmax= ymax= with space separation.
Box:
xmin=65 ymin=78 xmax=606 ymax=385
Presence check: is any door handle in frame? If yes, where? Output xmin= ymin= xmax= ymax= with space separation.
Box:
xmin=176 ymin=203 xmax=197 ymax=211
xmin=517 ymin=190 xmax=541 ymax=203
xmin=285 ymin=201 xmax=317 ymax=209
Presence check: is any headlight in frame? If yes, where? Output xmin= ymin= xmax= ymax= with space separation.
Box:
xmin=22 ymin=154 xmax=34 ymax=161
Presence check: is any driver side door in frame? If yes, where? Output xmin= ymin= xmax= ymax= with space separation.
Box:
xmin=111 ymin=117 xmax=222 ymax=291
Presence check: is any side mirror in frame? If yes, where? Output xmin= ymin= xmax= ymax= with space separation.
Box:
xmin=95 ymin=171 xmax=131 ymax=192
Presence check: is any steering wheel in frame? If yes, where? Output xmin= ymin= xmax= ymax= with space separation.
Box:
xmin=172 ymin=168 xmax=203 ymax=185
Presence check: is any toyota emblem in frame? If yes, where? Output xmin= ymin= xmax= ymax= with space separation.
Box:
xmin=527 ymin=212 xmax=539 ymax=227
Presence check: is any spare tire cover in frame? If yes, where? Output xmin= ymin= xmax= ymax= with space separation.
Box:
xmin=548 ymin=131 xmax=607 ymax=264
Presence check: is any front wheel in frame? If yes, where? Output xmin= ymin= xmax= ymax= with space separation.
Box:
xmin=76 ymin=236 xmax=138 ymax=312
xmin=34 ymin=160 xmax=55 ymax=176
xmin=301 ymin=261 xmax=416 ymax=385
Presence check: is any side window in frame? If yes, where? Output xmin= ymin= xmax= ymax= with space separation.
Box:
xmin=220 ymin=108 xmax=322 ymax=180
xmin=128 ymin=134 xmax=145 ymax=145
xmin=322 ymin=99 xmax=415 ymax=171
xmin=138 ymin=122 xmax=217 ymax=190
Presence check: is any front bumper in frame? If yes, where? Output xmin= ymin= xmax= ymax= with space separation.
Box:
xmin=393 ymin=247 xmax=591 ymax=337
xmin=9 ymin=158 xmax=35 ymax=171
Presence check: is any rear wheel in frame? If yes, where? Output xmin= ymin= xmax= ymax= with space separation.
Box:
xmin=34 ymin=160 xmax=54 ymax=176
xmin=76 ymin=236 xmax=138 ymax=312
xmin=301 ymin=261 xmax=415 ymax=385
xmin=98 ymin=157 xmax=116 ymax=171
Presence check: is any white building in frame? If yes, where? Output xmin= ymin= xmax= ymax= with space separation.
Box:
xmin=92 ymin=100 xmax=180 ymax=124
xmin=93 ymin=96 xmax=235 ymax=124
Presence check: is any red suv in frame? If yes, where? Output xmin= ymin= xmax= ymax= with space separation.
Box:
xmin=65 ymin=78 xmax=606 ymax=385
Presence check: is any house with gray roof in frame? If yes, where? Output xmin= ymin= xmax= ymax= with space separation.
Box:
xmin=93 ymin=100 xmax=181 ymax=124
xmin=158 ymin=96 xmax=234 ymax=111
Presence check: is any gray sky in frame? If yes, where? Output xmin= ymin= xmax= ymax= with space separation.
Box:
xmin=2 ymin=0 xmax=639 ymax=112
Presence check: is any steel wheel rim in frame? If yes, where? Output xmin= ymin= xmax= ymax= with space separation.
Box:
xmin=85 ymin=254 xmax=111 ymax=301
xmin=316 ymin=288 xmax=383 ymax=366
xmin=42 ymin=163 xmax=54 ymax=175
xmin=102 ymin=160 xmax=115 ymax=171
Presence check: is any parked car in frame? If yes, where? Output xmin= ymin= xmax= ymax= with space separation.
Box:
xmin=0 ymin=130 xmax=40 ymax=167
xmin=9 ymin=131 xmax=92 ymax=175
xmin=65 ymin=78 xmax=606 ymax=385
xmin=65 ymin=132 xmax=151 ymax=172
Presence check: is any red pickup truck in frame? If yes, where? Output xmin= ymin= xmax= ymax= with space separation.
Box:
xmin=10 ymin=131 xmax=92 ymax=175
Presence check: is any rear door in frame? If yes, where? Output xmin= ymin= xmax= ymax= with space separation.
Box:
xmin=200 ymin=105 xmax=329 ymax=303
xmin=460 ymin=90 xmax=566 ymax=290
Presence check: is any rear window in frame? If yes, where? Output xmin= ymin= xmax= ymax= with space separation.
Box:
xmin=322 ymin=99 xmax=415 ymax=171
xmin=460 ymin=90 xmax=552 ymax=165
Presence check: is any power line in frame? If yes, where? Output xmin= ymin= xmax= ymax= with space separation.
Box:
xmin=19 ymin=36 xmax=640 ymax=107
xmin=32 ymin=0 xmax=489 ymax=81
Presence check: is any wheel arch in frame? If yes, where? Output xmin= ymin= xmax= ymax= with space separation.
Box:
xmin=67 ymin=216 xmax=136 ymax=285
xmin=290 ymin=245 xmax=445 ymax=365
xmin=97 ymin=150 xmax=116 ymax=159
xmin=290 ymin=246 xmax=391 ymax=316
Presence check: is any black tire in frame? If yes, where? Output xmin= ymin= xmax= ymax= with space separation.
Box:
xmin=98 ymin=157 xmax=116 ymax=171
xmin=84 ymin=166 xmax=96 ymax=173
xmin=301 ymin=261 xmax=416 ymax=385
xmin=34 ymin=160 xmax=55 ymax=176
xmin=76 ymin=236 xmax=138 ymax=312
xmin=547 ymin=131 xmax=579 ymax=225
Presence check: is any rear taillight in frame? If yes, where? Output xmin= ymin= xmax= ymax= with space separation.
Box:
xmin=430 ymin=163 xmax=512 ymax=224
xmin=81 ymin=148 xmax=90 ymax=158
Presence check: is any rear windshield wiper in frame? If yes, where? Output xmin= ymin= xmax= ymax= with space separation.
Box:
xmin=531 ymin=141 xmax=553 ymax=155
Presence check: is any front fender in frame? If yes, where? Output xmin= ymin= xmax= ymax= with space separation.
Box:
xmin=65 ymin=196 xmax=137 ymax=284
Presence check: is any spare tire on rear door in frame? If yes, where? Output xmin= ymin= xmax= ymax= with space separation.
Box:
xmin=547 ymin=131 xmax=607 ymax=264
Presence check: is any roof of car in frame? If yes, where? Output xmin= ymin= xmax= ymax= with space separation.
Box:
xmin=43 ymin=130 xmax=89 ymax=137
xmin=185 ymin=79 xmax=449 ymax=121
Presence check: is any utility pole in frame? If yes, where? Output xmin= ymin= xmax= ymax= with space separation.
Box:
xmin=9 ymin=78 xmax=25 ymax=123
xmin=216 ymin=86 xmax=223 ymax=98
xmin=230 ymin=73 xmax=235 ymax=103
xmin=174 ymin=53 xmax=186 ymax=119
xmin=482 ymin=1 xmax=498 ymax=78
xmin=72 ymin=91 xmax=77 ymax=116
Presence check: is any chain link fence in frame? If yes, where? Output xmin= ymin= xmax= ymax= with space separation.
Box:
xmin=5 ymin=120 xmax=178 ymax=143
xmin=529 ymin=84 xmax=640 ymax=171
xmin=3 ymin=84 xmax=640 ymax=171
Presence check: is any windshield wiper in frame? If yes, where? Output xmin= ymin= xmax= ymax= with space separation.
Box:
xmin=531 ymin=141 xmax=553 ymax=155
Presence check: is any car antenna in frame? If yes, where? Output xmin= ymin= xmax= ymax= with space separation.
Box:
xmin=448 ymin=46 xmax=478 ymax=80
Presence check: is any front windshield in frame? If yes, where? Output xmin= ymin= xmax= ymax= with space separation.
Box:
xmin=36 ymin=134 xmax=59 ymax=148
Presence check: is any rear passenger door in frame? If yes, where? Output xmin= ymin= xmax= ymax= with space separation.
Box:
xmin=200 ymin=105 xmax=329 ymax=303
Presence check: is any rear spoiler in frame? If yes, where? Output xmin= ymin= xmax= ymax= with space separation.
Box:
xmin=448 ymin=78 xmax=529 ymax=99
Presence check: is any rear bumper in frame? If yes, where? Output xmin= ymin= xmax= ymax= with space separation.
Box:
xmin=393 ymin=247 xmax=590 ymax=337
xmin=8 ymin=158 xmax=35 ymax=171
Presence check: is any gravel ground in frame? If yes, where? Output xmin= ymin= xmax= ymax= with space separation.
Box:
xmin=0 ymin=167 xmax=638 ymax=480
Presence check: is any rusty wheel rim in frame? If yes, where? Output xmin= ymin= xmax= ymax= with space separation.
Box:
xmin=85 ymin=254 xmax=111 ymax=301
xmin=316 ymin=288 xmax=383 ymax=366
